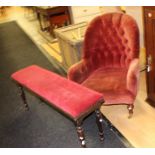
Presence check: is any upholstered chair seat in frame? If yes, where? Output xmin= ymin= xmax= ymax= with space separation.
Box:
xmin=68 ymin=13 xmax=140 ymax=118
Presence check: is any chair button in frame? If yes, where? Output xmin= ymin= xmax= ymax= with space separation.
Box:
xmin=124 ymin=39 xmax=128 ymax=43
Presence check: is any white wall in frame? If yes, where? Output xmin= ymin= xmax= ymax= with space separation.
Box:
xmin=125 ymin=6 xmax=144 ymax=48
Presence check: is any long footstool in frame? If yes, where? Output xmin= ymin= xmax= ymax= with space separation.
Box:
xmin=11 ymin=65 xmax=104 ymax=147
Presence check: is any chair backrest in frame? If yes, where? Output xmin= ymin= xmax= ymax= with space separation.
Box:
xmin=83 ymin=13 xmax=139 ymax=69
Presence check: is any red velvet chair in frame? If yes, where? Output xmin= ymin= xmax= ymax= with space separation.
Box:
xmin=68 ymin=13 xmax=140 ymax=118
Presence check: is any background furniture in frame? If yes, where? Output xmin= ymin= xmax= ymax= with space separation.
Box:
xmin=0 ymin=6 xmax=6 ymax=15
xmin=68 ymin=13 xmax=140 ymax=118
xmin=70 ymin=6 xmax=104 ymax=24
xmin=24 ymin=6 xmax=36 ymax=18
xmin=36 ymin=6 xmax=71 ymax=36
xmin=49 ymin=14 xmax=70 ymax=37
xmin=11 ymin=65 xmax=104 ymax=148
xmin=54 ymin=22 xmax=88 ymax=70
xmin=70 ymin=6 xmax=125 ymax=24
xmin=143 ymin=6 xmax=155 ymax=107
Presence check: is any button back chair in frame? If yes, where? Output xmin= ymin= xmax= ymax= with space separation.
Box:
xmin=68 ymin=13 xmax=140 ymax=118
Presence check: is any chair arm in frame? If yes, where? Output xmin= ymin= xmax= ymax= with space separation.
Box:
xmin=127 ymin=58 xmax=140 ymax=96
xmin=67 ymin=60 xmax=91 ymax=84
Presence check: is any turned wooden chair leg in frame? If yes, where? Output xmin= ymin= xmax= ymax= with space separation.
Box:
xmin=75 ymin=120 xmax=86 ymax=148
xmin=127 ymin=104 xmax=134 ymax=119
xmin=18 ymin=85 xmax=29 ymax=110
xmin=39 ymin=97 xmax=44 ymax=103
xmin=95 ymin=109 xmax=104 ymax=141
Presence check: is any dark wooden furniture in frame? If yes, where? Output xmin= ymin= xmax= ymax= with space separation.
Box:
xmin=0 ymin=6 xmax=5 ymax=15
xmin=35 ymin=6 xmax=71 ymax=36
xmin=11 ymin=65 xmax=104 ymax=147
xmin=143 ymin=6 xmax=155 ymax=107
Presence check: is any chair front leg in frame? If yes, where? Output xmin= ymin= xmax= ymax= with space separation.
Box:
xmin=127 ymin=104 xmax=134 ymax=119
xmin=95 ymin=109 xmax=104 ymax=141
xmin=75 ymin=120 xmax=86 ymax=148
xmin=18 ymin=85 xmax=29 ymax=110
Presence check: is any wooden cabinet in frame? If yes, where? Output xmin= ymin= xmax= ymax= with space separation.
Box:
xmin=54 ymin=22 xmax=88 ymax=70
xmin=143 ymin=6 xmax=155 ymax=107
xmin=70 ymin=6 xmax=104 ymax=24
xmin=36 ymin=6 xmax=71 ymax=36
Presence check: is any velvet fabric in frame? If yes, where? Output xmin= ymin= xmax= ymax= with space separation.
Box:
xmin=11 ymin=65 xmax=103 ymax=119
xmin=68 ymin=13 xmax=140 ymax=105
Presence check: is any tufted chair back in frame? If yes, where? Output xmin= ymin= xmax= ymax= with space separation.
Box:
xmin=83 ymin=13 xmax=139 ymax=70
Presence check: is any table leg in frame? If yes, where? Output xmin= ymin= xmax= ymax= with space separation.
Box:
xmin=18 ymin=85 xmax=29 ymax=110
xmin=95 ymin=109 xmax=104 ymax=141
xmin=37 ymin=12 xmax=44 ymax=31
xmin=75 ymin=120 xmax=86 ymax=148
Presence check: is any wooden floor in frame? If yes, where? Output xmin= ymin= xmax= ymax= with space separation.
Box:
xmin=101 ymin=71 xmax=155 ymax=148
xmin=1 ymin=6 xmax=155 ymax=148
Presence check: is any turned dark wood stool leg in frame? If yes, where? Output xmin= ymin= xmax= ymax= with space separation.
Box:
xmin=75 ymin=120 xmax=86 ymax=148
xmin=18 ymin=85 xmax=29 ymax=110
xmin=39 ymin=97 xmax=44 ymax=103
xmin=95 ymin=109 xmax=104 ymax=141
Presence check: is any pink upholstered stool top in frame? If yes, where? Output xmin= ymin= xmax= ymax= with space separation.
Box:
xmin=11 ymin=65 xmax=103 ymax=120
